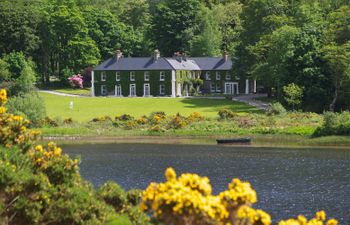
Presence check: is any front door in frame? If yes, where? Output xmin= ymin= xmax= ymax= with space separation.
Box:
xmin=225 ymin=82 xmax=239 ymax=95
xmin=144 ymin=83 xmax=150 ymax=97
xmin=225 ymin=83 xmax=233 ymax=95
xmin=129 ymin=84 xmax=136 ymax=97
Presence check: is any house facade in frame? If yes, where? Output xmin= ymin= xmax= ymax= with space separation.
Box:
xmin=92 ymin=50 xmax=256 ymax=97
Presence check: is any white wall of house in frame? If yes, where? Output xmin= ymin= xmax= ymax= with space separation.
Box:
xmin=91 ymin=71 xmax=95 ymax=97
xmin=245 ymin=79 xmax=249 ymax=94
xmin=171 ymin=70 xmax=176 ymax=97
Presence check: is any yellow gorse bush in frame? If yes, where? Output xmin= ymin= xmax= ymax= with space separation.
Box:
xmin=0 ymin=89 xmax=41 ymax=150
xmin=141 ymin=167 xmax=339 ymax=225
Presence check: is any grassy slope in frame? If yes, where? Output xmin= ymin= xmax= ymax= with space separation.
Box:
xmin=41 ymin=93 xmax=261 ymax=122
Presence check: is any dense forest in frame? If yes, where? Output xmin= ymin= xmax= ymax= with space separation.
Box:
xmin=0 ymin=0 xmax=349 ymax=111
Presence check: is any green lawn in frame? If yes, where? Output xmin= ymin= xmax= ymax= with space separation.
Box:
xmin=40 ymin=93 xmax=261 ymax=122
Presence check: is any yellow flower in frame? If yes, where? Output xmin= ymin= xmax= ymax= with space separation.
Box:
xmin=326 ymin=219 xmax=338 ymax=225
xmin=0 ymin=106 xmax=6 ymax=114
xmin=0 ymin=89 xmax=7 ymax=105
xmin=35 ymin=145 xmax=44 ymax=153
xmin=54 ymin=147 xmax=62 ymax=157
xmin=316 ymin=210 xmax=326 ymax=221
xmin=165 ymin=167 xmax=176 ymax=181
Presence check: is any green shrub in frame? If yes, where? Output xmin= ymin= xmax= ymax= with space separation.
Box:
xmin=127 ymin=189 xmax=142 ymax=206
xmin=6 ymin=92 xmax=46 ymax=125
xmin=115 ymin=114 xmax=134 ymax=121
xmin=63 ymin=117 xmax=74 ymax=124
xmin=167 ymin=114 xmax=187 ymax=129
xmin=266 ymin=102 xmax=287 ymax=116
xmin=149 ymin=111 xmax=166 ymax=119
xmin=313 ymin=111 xmax=350 ymax=137
xmin=97 ymin=181 xmax=128 ymax=211
xmin=91 ymin=115 xmax=112 ymax=122
xmin=218 ymin=109 xmax=236 ymax=120
xmin=38 ymin=116 xmax=59 ymax=127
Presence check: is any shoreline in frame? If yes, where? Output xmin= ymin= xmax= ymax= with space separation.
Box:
xmin=41 ymin=134 xmax=350 ymax=149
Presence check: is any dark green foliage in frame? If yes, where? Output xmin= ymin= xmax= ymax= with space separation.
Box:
xmin=6 ymin=92 xmax=46 ymax=125
xmin=97 ymin=181 xmax=128 ymax=211
xmin=313 ymin=111 xmax=350 ymax=137
xmin=127 ymin=189 xmax=142 ymax=206
xmin=151 ymin=0 xmax=201 ymax=56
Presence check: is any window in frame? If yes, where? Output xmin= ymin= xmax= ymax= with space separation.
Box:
xmin=159 ymin=84 xmax=165 ymax=95
xmin=144 ymin=71 xmax=150 ymax=81
xmin=205 ymin=71 xmax=211 ymax=80
xmin=225 ymin=72 xmax=231 ymax=80
xmin=216 ymin=72 xmax=221 ymax=80
xmin=210 ymin=83 xmax=215 ymax=92
xmin=101 ymin=85 xmax=107 ymax=95
xmin=130 ymin=71 xmax=135 ymax=81
xmin=216 ymin=83 xmax=222 ymax=92
xmin=115 ymin=85 xmax=122 ymax=97
xmin=116 ymin=71 xmax=120 ymax=81
xmin=160 ymin=71 xmax=165 ymax=81
xmin=101 ymin=72 xmax=106 ymax=81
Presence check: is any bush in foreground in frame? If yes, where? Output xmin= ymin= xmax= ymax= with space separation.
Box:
xmin=141 ymin=167 xmax=338 ymax=225
xmin=0 ymin=89 xmax=149 ymax=225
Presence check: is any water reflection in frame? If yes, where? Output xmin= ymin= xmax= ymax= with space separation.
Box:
xmin=63 ymin=143 xmax=350 ymax=224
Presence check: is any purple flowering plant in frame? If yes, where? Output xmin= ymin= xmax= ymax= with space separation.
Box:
xmin=68 ymin=74 xmax=83 ymax=88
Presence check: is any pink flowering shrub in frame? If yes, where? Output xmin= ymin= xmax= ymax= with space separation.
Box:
xmin=68 ymin=74 xmax=83 ymax=88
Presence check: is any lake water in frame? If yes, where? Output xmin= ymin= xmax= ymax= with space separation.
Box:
xmin=63 ymin=143 xmax=350 ymax=224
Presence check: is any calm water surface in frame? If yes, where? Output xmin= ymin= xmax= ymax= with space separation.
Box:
xmin=63 ymin=143 xmax=350 ymax=224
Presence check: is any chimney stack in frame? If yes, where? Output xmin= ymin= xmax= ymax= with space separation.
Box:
xmin=154 ymin=49 xmax=160 ymax=61
xmin=174 ymin=52 xmax=182 ymax=62
xmin=223 ymin=50 xmax=229 ymax=62
xmin=115 ymin=49 xmax=122 ymax=61
xmin=182 ymin=52 xmax=187 ymax=61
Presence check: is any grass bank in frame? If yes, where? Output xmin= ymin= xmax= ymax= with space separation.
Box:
xmin=40 ymin=92 xmax=261 ymax=122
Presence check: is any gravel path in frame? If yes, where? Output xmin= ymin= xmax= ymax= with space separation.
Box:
xmin=232 ymin=94 xmax=269 ymax=110
xmin=39 ymin=90 xmax=87 ymax=97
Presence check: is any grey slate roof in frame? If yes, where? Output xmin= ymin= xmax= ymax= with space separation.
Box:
xmin=189 ymin=57 xmax=232 ymax=70
xmin=165 ymin=58 xmax=201 ymax=70
xmin=94 ymin=56 xmax=233 ymax=71
xmin=94 ymin=57 xmax=173 ymax=71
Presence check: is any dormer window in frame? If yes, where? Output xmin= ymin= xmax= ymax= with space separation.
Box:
xmin=144 ymin=71 xmax=150 ymax=81
xmin=101 ymin=72 xmax=106 ymax=81
xmin=116 ymin=71 xmax=120 ymax=81
xmin=130 ymin=71 xmax=135 ymax=81
xmin=205 ymin=71 xmax=211 ymax=80
xmin=216 ymin=72 xmax=221 ymax=80
xmin=160 ymin=71 xmax=165 ymax=81
xmin=225 ymin=72 xmax=231 ymax=80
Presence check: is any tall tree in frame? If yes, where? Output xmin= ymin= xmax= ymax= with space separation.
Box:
xmin=189 ymin=6 xmax=222 ymax=56
xmin=150 ymin=0 xmax=201 ymax=56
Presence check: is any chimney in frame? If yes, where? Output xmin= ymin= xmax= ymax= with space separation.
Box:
xmin=174 ymin=52 xmax=182 ymax=62
xmin=154 ymin=49 xmax=160 ymax=61
xmin=223 ymin=50 xmax=229 ymax=62
xmin=182 ymin=52 xmax=187 ymax=61
xmin=115 ymin=49 xmax=122 ymax=61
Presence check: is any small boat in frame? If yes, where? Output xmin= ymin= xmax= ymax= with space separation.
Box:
xmin=216 ymin=138 xmax=251 ymax=145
